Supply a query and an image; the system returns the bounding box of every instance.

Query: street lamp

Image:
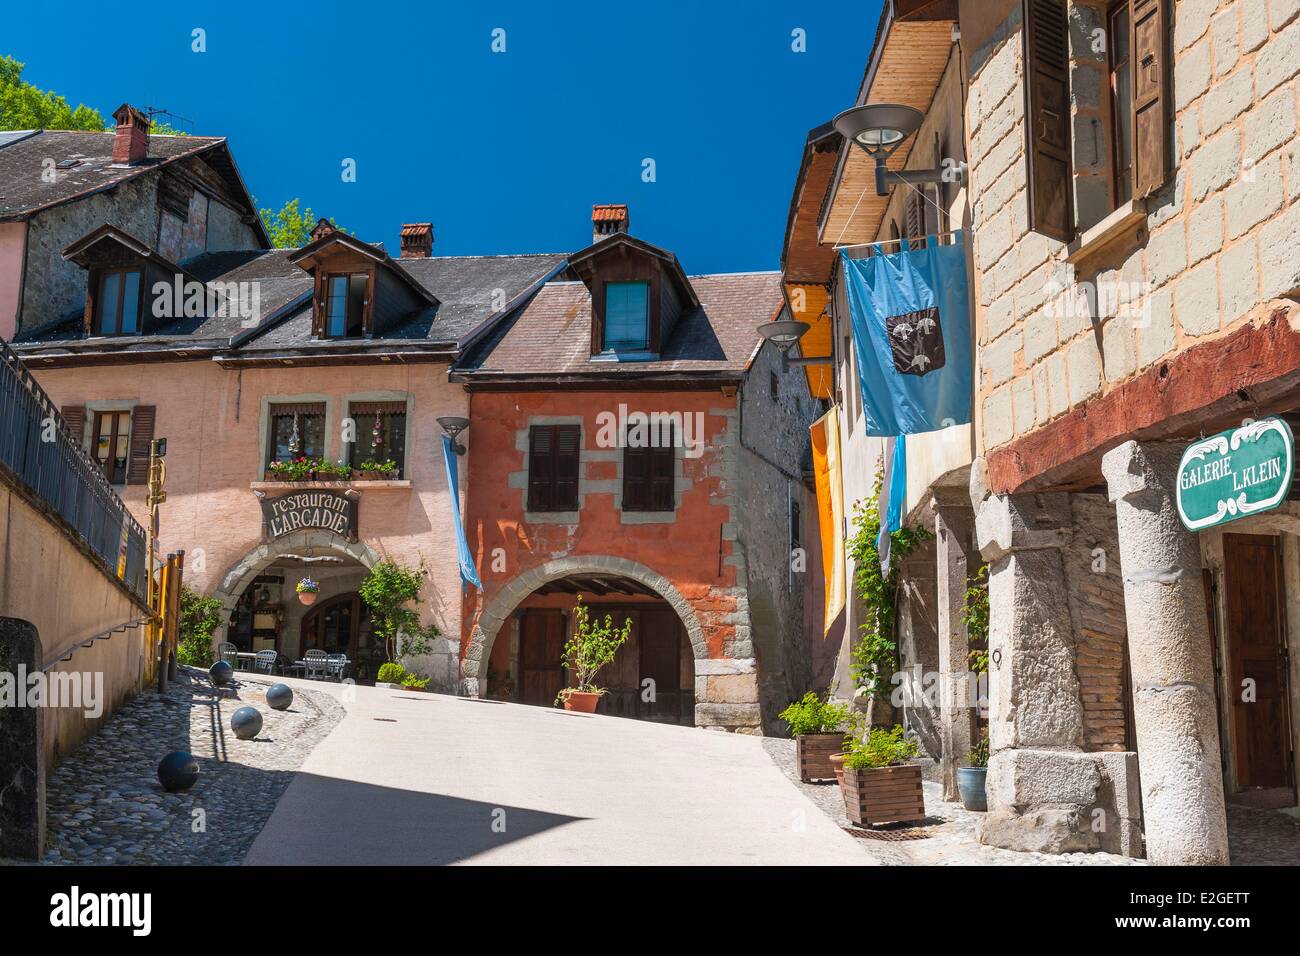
[437,416,471,455]
[832,103,967,196]
[757,320,832,374]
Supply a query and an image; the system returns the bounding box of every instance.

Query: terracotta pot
[298,591,318,606]
[563,691,601,713]
[828,752,848,789]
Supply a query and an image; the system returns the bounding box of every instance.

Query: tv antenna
[141,105,194,133]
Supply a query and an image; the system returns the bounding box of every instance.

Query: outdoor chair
[303,649,329,680]
[255,649,279,674]
[325,653,348,681]
[218,642,238,668]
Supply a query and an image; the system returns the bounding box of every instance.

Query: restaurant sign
[1176,418,1294,531]
[259,490,358,542]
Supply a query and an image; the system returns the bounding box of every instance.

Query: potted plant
[841,725,925,828]
[296,576,320,606]
[353,458,399,481]
[958,732,989,812]
[555,596,632,713]
[778,692,851,783]
[375,661,405,689]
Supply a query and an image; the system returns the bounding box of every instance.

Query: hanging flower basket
[296,577,320,605]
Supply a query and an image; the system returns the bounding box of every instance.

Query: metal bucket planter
[796,733,843,782]
[956,767,987,812]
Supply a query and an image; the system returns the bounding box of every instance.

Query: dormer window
[94,268,143,335]
[324,274,367,338]
[603,281,649,351]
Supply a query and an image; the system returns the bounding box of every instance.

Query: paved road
[242,678,871,866]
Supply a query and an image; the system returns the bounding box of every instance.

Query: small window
[93,410,131,484]
[324,274,367,338]
[95,269,142,335]
[603,281,649,351]
[527,424,580,512]
[267,403,327,467]
[348,402,407,476]
[1109,1,1134,206]
[622,422,675,513]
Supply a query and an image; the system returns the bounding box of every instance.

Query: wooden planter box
[842,763,925,827]
[796,733,843,782]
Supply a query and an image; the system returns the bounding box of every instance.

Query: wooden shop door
[637,607,684,723]
[519,609,565,708]
[1222,533,1295,801]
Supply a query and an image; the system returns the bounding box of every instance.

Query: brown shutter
[60,405,86,445]
[1022,0,1074,242]
[1131,0,1171,197]
[649,441,675,511]
[623,444,648,510]
[554,424,580,510]
[527,426,554,511]
[126,405,155,485]
[904,191,923,240]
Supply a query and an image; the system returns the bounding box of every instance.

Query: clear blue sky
[7,0,882,273]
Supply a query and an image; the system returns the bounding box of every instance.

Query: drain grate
[842,825,932,842]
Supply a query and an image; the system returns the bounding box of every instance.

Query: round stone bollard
[231,706,263,741]
[209,660,234,686]
[266,683,294,711]
[157,751,200,792]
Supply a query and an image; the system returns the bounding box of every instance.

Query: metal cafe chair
[218,642,239,668]
[254,649,279,674]
[303,649,329,680]
[325,653,348,681]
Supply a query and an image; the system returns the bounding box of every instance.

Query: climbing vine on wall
[844,476,931,702]
[962,564,990,673]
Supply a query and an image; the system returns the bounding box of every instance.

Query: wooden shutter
[127,405,155,485]
[60,405,85,445]
[1131,0,1170,198]
[623,444,649,511]
[527,426,554,511]
[904,191,923,240]
[1022,0,1074,242]
[649,442,675,511]
[554,424,580,510]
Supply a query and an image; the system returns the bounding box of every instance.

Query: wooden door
[1222,534,1295,794]
[519,609,565,707]
[637,607,683,723]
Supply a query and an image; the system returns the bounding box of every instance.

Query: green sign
[1176,418,1294,531]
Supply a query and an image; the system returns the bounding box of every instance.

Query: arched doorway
[465,555,707,725]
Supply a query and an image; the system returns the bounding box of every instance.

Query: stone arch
[461,554,707,695]
[209,532,384,642]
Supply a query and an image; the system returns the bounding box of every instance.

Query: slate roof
[457,271,783,379]
[0,129,228,220]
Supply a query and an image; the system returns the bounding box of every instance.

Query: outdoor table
[235,652,258,671]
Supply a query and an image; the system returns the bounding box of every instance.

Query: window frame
[266,402,328,468]
[527,423,581,513]
[601,280,651,352]
[322,272,368,339]
[92,409,132,484]
[93,267,144,336]
[347,401,409,477]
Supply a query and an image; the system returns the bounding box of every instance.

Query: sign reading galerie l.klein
[1176,418,1295,531]
[259,490,359,542]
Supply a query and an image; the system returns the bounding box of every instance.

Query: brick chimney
[400,223,433,258]
[111,104,150,165]
[592,204,629,244]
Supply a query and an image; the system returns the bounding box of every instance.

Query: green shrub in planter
[376,662,406,685]
[777,691,852,737]
[401,672,431,690]
[843,724,920,770]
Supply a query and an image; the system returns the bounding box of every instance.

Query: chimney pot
[591,204,629,244]
[111,103,150,166]
[400,222,433,258]
[309,218,338,241]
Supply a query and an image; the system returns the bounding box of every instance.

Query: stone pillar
[897,537,942,768]
[934,493,977,801]
[1101,440,1229,865]
[971,465,1101,853]
[0,618,45,860]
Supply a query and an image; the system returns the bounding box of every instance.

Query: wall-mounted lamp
[757,320,834,374]
[437,416,471,455]
[833,103,967,197]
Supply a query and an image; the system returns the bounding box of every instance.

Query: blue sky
[7,1,881,273]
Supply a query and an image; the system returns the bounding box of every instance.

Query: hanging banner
[443,435,482,591]
[840,233,972,436]
[877,436,907,577]
[1176,418,1294,531]
[810,406,846,634]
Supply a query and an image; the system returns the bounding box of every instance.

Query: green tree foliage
[177,586,224,667]
[0,55,105,131]
[358,559,439,662]
[844,477,931,702]
[777,691,851,737]
[962,564,990,673]
[258,198,342,249]
[842,724,920,770]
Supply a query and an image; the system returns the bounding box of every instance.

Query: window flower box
[351,459,400,481]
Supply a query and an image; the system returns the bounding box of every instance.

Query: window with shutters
[267,403,327,467]
[93,410,131,484]
[622,422,675,513]
[527,424,581,512]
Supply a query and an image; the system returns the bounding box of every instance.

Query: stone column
[971,465,1101,853]
[1101,440,1229,865]
[934,492,977,801]
[0,618,45,860]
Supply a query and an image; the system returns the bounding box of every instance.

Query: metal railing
[0,337,148,602]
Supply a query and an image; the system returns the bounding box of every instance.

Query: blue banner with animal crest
[841,232,972,436]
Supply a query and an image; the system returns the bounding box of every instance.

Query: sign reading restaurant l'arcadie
[1176,417,1295,531]
[259,490,359,542]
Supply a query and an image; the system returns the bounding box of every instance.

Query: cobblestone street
[34,668,342,866]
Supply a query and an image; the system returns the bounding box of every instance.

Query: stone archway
[461,554,707,697]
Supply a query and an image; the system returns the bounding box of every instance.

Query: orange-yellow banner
[810,406,846,634]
